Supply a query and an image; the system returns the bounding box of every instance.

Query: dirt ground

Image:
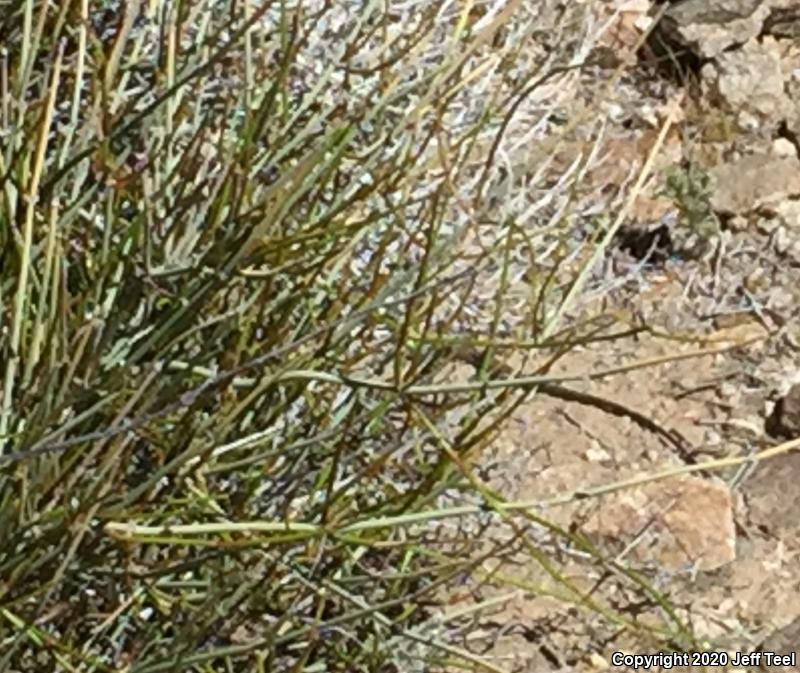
[455,305,800,672]
[434,1,800,671]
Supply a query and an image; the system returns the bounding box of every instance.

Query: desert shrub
[0,2,691,671]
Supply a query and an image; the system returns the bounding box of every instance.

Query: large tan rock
[584,476,736,572]
[709,154,800,215]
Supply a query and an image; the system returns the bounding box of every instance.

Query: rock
[786,71,800,140]
[773,225,792,254]
[585,446,612,463]
[658,0,800,59]
[774,200,800,227]
[756,616,800,670]
[745,386,800,539]
[771,202,800,262]
[659,0,770,59]
[774,227,800,266]
[587,652,610,670]
[763,2,800,39]
[728,214,751,231]
[701,39,793,124]
[766,383,800,437]
[772,137,797,158]
[584,476,736,572]
[709,154,800,215]
[741,449,800,537]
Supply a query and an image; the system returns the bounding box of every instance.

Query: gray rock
[701,39,793,124]
[660,0,770,58]
[766,383,800,437]
[658,0,800,58]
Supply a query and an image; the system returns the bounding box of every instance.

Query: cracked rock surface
[659,0,800,58]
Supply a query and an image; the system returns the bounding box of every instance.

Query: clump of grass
[0,1,699,671]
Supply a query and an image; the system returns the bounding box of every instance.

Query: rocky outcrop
[657,0,800,58]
